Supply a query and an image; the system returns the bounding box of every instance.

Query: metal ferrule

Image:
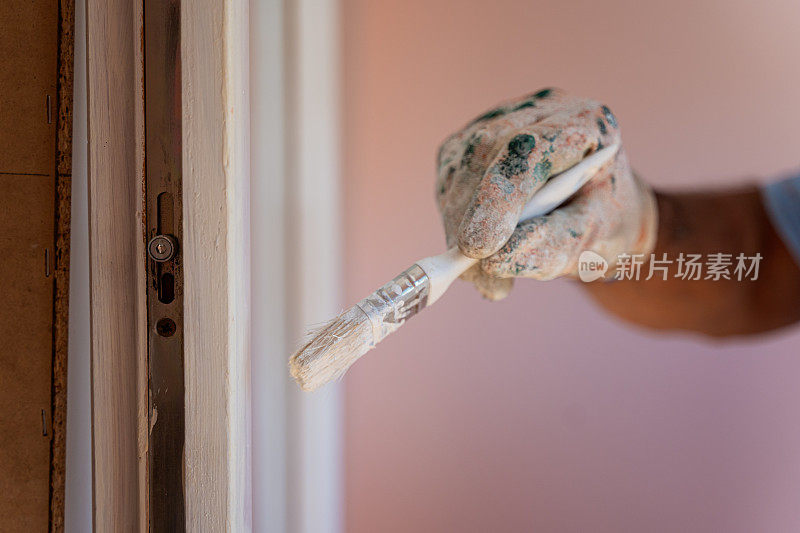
[357,264,430,344]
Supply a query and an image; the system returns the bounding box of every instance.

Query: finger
[480,206,593,280]
[437,125,500,247]
[479,162,617,280]
[457,100,621,258]
[460,263,515,301]
[437,87,572,205]
[438,119,532,247]
[437,90,605,250]
[463,87,571,129]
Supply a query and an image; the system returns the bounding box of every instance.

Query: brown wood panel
[0,0,61,530]
[0,1,58,176]
[0,174,54,531]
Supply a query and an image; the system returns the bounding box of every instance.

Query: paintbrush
[290,143,620,391]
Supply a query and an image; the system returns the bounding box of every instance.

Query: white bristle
[289,305,375,391]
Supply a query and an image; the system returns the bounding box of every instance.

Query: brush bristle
[289,305,374,391]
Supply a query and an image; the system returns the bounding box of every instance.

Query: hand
[435,89,658,300]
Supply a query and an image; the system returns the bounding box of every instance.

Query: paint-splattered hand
[436,89,657,300]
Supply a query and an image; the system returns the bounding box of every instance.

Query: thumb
[460,263,514,301]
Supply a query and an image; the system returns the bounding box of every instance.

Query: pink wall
[342,1,800,531]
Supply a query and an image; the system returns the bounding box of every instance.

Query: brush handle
[417,143,620,304]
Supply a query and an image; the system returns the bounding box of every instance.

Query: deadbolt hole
[157,192,175,234]
[159,272,175,304]
[155,317,177,337]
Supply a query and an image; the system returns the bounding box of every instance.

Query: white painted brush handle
[417,143,620,305]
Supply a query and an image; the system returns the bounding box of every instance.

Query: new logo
[577,250,608,282]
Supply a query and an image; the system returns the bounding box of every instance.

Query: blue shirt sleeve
[762,174,800,268]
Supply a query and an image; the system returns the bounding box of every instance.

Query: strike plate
[144,0,185,530]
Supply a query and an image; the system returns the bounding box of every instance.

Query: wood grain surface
[86,0,148,529]
[182,0,252,529]
[0,0,59,530]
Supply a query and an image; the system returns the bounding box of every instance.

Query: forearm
[583,186,800,336]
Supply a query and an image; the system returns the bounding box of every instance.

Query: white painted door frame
[251,0,343,532]
[182,0,252,530]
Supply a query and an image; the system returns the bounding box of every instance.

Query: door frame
[86,0,148,529]
[86,0,342,529]
[86,0,253,528]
